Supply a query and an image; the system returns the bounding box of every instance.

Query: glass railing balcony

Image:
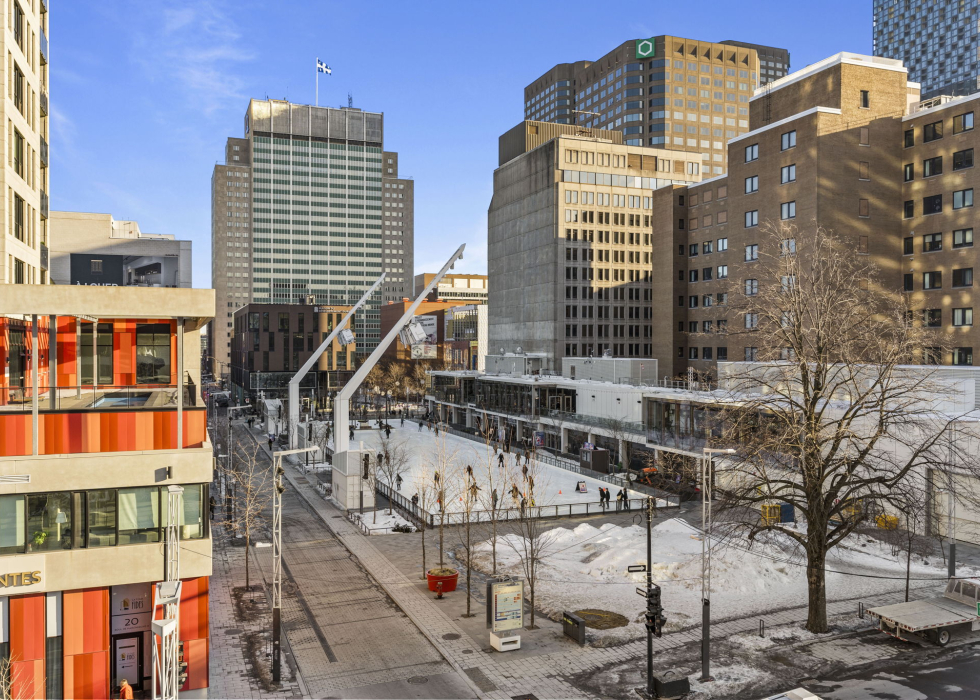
[40,89,47,116]
[0,385,187,412]
[40,190,49,219]
[40,31,47,64]
[39,136,48,167]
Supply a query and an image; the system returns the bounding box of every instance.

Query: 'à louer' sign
[636,37,656,59]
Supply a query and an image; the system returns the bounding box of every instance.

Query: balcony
[39,242,47,270]
[39,31,47,65]
[40,190,48,219]
[39,89,47,117]
[39,136,48,167]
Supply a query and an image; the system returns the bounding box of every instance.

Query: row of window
[916,308,974,327]
[904,190,974,217]
[686,238,729,256]
[684,347,728,361]
[904,112,974,147]
[905,268,975,290]
[905,149,974,180]
[0,485,209,556]
[904,228,974,253]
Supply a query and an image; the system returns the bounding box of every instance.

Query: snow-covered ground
[471,518,980,645]
[354,425,649,520]
[351,510,417,534]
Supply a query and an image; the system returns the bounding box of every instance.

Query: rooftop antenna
[348,92,353,108]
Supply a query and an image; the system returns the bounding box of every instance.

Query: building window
[858,199,870,217]
[780,130,796,151]
[923,271,942,289]
[717,238,728,251]
[924,309,942,327]
[903,163,914,181]
[745,244,759,261]
[745,175,758,194]
[136,323,172,384]
[953,228,974,248]
[717,265,728,279]
[689,347,699,360]
[953,149,974,171]
[954,347,974,366]
[745,210,759,228]
[903,273,913,291]
[780,201,796,220]
[745,278,759,296]
[860,90,870,108]
[689,296,698,308]
[923,156,942,177]
[903,236,914,254]
[781,164,796,183]
[953,308,973,327]
[745,144,758,162]
[117,487,161,545]
[953,268,974,288]
[90,259,103,274]
[904,128,914,147]
[924,120,943,142]
[953,112,975,134]
[744,347,758,361]
[744,313,758,329]
[717,347,728,361]
[13,128,24,178]
[953,189,974,210]
[923,195,942,215]
[904,200,914,218]
[859,127,870,145]
[923,233,942,252]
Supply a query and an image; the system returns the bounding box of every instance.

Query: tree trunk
[491,517,498,575]
[465,514,472,617]
[421,528,427,580]
[805,543,828,633]
[905,541,912,602]
[439,513,445,567]
[245,530,251,590]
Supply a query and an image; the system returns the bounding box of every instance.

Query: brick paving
[208,522,305,699]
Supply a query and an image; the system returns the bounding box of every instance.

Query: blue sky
[52,1,872,288]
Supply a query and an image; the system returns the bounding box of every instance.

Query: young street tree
[505,459,558,630]
[717,223,980,633]
[425,433,461,568]
[377,434,411,515]
[225,440,272,591]
[476,410,506,574]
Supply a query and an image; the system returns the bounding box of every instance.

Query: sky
[51,1,873,289]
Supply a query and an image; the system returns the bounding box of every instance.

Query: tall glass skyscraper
[874,0,980,98]
[210,100,414,375]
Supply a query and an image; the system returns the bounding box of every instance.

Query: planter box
[426,568,459,592]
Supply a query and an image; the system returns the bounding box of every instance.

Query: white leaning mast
[152,485,184,700]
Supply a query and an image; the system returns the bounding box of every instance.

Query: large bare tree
[716,223,980,632]
[377,433,411,515]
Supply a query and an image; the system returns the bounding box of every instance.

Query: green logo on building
[636,37,656,59]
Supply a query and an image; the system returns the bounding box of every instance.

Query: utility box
[562,611,586,646]
[653,670,690,698]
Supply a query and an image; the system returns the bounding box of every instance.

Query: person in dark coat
[209,495,216,520]
[396,474,403,490]
[498,452,505,468]
[616,488,624,512]
[385,426,391,439]
[623,487,630,511]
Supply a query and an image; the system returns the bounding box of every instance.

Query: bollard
[436,581,444,599]
[858,602,864,619]
[759,619,765,638]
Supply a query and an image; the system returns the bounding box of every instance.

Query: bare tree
[476,410,506,574]
[311,420,331,460]
[415,465,437,580]
[411,363,429,406]
[377,434,411,515]
[424,432,461,568]
[223,441,272,591]
[0,654,10,700]
[878,480,935,602]
[716,223,980,632]
[457,463,482,617]
[386,362,408,405]
[504,459,558,629]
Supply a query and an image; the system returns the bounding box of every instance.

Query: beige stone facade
[0,0,49,284]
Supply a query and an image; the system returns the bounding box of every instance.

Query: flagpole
[316,59,319,107]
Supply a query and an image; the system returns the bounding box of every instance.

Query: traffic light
[647,585,662,610]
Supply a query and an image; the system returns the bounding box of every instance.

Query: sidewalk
[208,521,306,699]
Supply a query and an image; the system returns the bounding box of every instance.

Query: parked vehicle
[867,577,980,646]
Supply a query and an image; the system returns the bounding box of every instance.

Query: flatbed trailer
[867,577,980,646]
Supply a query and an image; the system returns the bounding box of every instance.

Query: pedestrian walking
[492,488,499,510]
[268,436,274,451]
[418,420,423,432]
[497,453,505,468]
[623,487,630,511]
[209,495,216,520]
[616,489,624,512]
[434,423,439,436]
[400,416,405,427]
[411,493,419,507]
[349,427,355,440]
[118,678,134,700]
[528,475,535,494]
[396,474,403,490]
[377,451,383,467]
[522,464,528,481]
[385,426,391,439]
[520,497,527,516]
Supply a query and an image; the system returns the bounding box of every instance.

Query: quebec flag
[317,59,332,75]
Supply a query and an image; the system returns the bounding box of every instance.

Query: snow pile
[351,510,417,534]
[472,518,979,644]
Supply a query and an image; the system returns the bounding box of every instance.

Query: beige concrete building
[488,121,702,368]
[523,36,779,177]
[413,272,488,303]
[49,211,192,288]
[0,0,49,285]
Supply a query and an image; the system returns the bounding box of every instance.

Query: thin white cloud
[130,1,254,117]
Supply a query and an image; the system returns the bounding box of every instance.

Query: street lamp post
[271,446,319,684]
[700,447,735,683]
